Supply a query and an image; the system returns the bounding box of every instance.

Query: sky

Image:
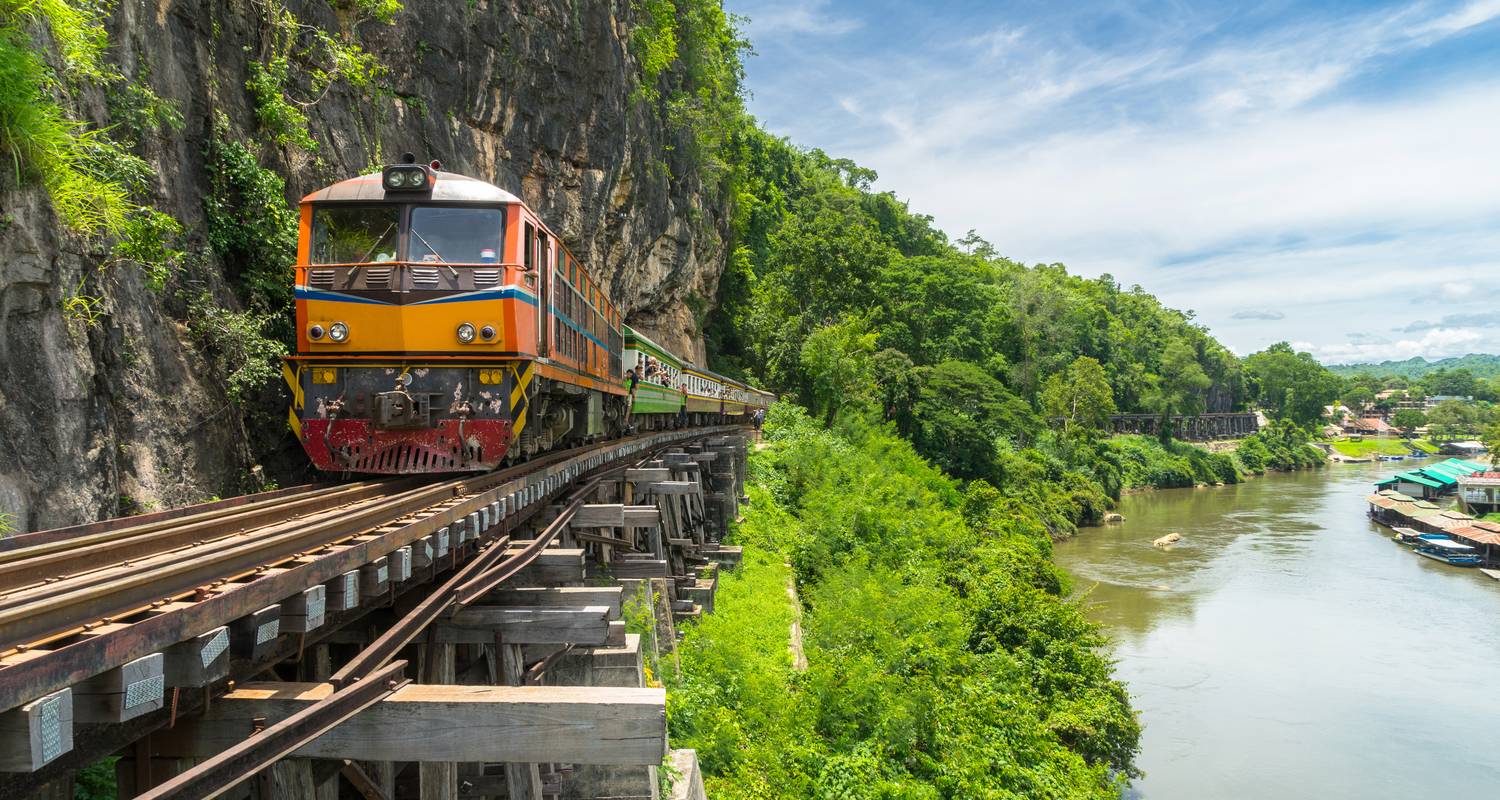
[724,0,1500,365]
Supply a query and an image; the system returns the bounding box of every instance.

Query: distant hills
[1327,353,1500,379]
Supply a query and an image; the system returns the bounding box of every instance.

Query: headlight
[382,164,430,192]
[457,322,477,343]
[328,322,349,342]
[480,325,496,341]
[308,324,325,340]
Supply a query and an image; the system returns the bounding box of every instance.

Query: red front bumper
[300,419,513,473]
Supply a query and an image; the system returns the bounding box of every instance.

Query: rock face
[0,0,728,531]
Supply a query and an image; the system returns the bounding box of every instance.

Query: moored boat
[1413,539,1482,566]
[1393,527,1446,545]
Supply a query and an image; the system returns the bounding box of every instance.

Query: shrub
[668,402,1139,798]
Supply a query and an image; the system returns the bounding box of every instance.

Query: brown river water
[1054,459,1500,799]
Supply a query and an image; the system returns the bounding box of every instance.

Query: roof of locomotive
[301,170,522,205]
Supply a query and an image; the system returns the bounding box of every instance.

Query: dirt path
[785,566,807,671]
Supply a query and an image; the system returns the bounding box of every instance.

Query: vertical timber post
[419,642,457,799]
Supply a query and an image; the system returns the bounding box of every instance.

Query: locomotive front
[283,159,539,473]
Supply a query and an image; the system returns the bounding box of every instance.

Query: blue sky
[724,0,1500,364]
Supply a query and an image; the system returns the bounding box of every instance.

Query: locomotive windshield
[311,205,399,264]
[410,206,503,263]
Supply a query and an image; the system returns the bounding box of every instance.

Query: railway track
[0,430,690,659]
[0,426,745,797]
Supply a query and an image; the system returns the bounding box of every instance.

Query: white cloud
[743,1,860,37]
[1413,0,1500,37]
[1302,328,1487,365]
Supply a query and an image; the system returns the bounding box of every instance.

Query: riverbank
[1056,462,1500,799]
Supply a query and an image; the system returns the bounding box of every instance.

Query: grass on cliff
[666,403,1139,798]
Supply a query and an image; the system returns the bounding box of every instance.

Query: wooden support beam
[231,604,282,661]
[440,607,612,646]
[412,535,438,569]
[502,546,584,566]
[668,749,708,800]
[327,570,360,612]
[571,530,640,553]
[622,506,661,527]
[610,560,669,579]
[341,759,391,800]
[507,548,586,586]
[572,504,624,527]
[420,643,457,800]
[391,545,413,583]
[74,653,163,723]
[510,563,584,587]
[624,468,670,484]
[648,482,699,496]
[0,688,71,771]
[484,587,623,619]
[155,684,666,765]
[281,585,327,634]
[360,557,391,600]
[163,626,229,688]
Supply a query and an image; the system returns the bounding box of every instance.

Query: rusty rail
[134,660,411,800]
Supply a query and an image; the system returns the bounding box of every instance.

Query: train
[280,155,773,474]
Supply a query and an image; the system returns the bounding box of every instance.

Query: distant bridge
[1110,412,1260,441]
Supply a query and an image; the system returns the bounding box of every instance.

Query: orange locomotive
[282,157,771,474]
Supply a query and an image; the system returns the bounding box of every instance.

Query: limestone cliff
[0,0,729,530]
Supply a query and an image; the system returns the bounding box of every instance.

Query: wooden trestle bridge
[0,427,751,800]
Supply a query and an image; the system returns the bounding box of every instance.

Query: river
[1054,459,1500,799]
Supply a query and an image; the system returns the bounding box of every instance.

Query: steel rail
[0,480,475,650]
[0,479,429,593]
[134,660,411,800]
[0,481,339,554]
[0,479,449,610]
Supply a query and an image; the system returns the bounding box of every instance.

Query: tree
[1244,342,1340,426]
[1341,386,1374,415]
[1483,420,1500,467]
[1041,356,1116,437]
[1426,399,1476,443]
[799,319,877,425]
[910,360,1038,481]
[1423,368,1478,398]
[1145,341,1211,442]
[1392,409,1427,439]
[871,348,918,428]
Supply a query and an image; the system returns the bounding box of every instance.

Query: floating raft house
[1374,458,1489,499]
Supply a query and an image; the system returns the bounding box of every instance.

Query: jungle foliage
[668,404,1140,798]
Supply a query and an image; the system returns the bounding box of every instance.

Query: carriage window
[311,205,399,264]
[409,207,503,263]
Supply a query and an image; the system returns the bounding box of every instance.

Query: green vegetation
[627,0,747,178]
[1243,343,1341,427]
[1392,408,1427,438]
[1108,436,1237,489]
[1233,421,1327,472]
[203,115,298,335]
[1329,354,1500,381]
[669,404,1139,798]
[1327,438,1419,458]
[184,292,288,405]
[245,0,394,152]
[0,1,184,289]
